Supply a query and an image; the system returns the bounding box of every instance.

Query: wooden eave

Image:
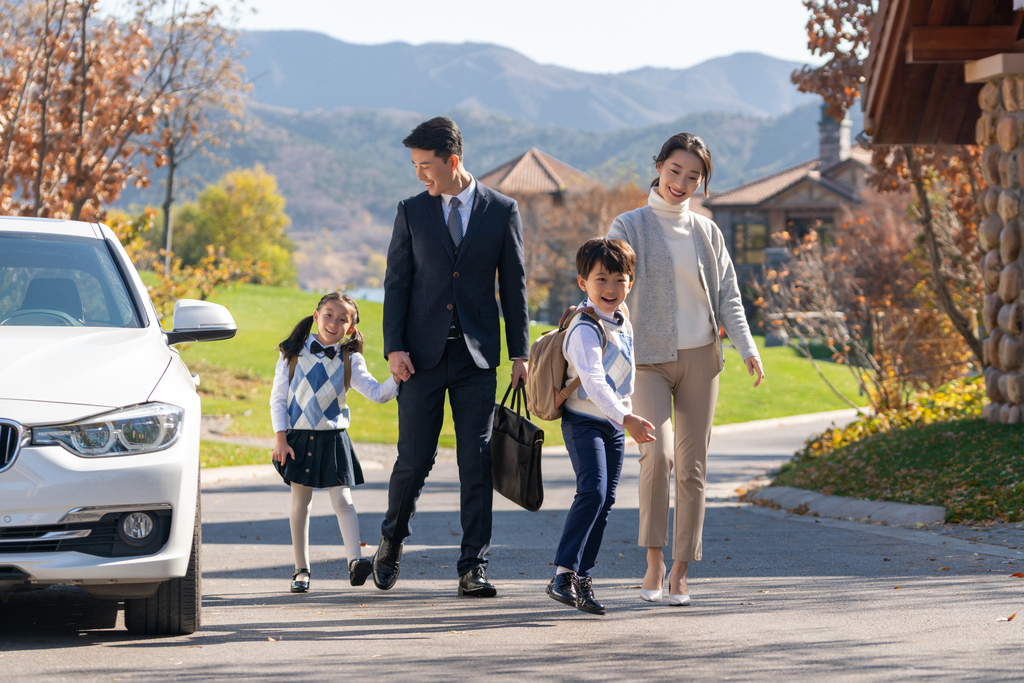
[863,0,1020,145]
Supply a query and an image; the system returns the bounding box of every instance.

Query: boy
[547,238,656,615]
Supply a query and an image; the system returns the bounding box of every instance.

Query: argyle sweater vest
[562,310,635,422]
[287,344,350,430]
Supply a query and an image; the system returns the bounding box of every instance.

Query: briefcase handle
[499,379,531,421]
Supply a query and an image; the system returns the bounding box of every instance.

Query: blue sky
[237,0,819,73]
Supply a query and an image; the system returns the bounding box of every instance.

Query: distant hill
[238,31,820,131]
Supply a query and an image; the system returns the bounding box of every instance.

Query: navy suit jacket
[382,182,530,371]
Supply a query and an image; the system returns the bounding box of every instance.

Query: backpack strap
[559,306,610,400]
[343,348,351,393]
[287,355,298,383]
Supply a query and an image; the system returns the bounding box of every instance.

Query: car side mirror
[165,300,237,345]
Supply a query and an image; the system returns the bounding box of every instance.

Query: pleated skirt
[274,429,364,488]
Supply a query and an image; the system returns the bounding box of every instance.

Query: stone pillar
[979,76,1024,423]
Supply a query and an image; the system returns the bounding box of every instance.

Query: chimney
[818,103,851,169]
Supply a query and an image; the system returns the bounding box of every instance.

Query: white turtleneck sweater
[647,187,717,350]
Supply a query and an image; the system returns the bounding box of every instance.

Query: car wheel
[124,495,201,635]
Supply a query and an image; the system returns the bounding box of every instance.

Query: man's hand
[511,359,528,388]
[272,432,295,465]
[744,356,764,388]
[388,351,415,382]
[623,414,656,444]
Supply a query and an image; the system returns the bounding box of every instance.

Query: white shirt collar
[308,333,340,350]
[442,175,476,210]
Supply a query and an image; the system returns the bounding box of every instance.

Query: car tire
[124,495,201,635]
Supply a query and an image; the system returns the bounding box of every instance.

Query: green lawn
[184,283,867,450]
[775,418,1024,523]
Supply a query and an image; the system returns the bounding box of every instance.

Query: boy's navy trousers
[553,408,625,576]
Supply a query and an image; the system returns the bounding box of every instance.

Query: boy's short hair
[576,238,636,279]
[402,117,463,161]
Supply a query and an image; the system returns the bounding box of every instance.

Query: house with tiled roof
[704,104,872,284]
[478,148,601,198]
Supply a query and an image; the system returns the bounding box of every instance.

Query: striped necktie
[447,197,463,247]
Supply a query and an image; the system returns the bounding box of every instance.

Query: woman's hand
[272,432,295,465]
[623,414,657,444]
[744,356,764,388]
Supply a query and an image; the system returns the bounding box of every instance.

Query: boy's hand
[623,414,656,444]
[272,432,295,464]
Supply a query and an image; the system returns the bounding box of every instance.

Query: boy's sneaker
[576,576,605,615]
[546,572,578,608]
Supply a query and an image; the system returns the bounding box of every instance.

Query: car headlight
[32,403,184,457]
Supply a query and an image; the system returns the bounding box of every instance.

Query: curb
[750,485,946,527]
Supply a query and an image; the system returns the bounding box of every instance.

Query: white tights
[290,484,362,572]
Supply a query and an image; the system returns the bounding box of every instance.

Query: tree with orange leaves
[790,0,985,364]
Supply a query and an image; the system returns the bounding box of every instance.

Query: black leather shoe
[290,568,310,593]
[349,558,373,586]
[546,572,577,608]
[458,566,497,597]
[372,537,402,590]
[576,575,605,615]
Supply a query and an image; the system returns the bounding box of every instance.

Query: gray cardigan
[607,205,759,371]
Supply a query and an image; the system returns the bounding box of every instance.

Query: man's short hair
[402,117,464,161]
[576,238,636,279]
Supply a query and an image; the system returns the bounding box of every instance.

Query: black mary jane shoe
[290,568,310,593]
[575,575,605,615]
[546,572,578,608]
[458,566,497,597]
[349,558,373,587]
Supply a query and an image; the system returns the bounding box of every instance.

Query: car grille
[0,420,22,471]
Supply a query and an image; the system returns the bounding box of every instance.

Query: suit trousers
[553,409,625,577]
[632,342,720,562]
[381,336,497,577]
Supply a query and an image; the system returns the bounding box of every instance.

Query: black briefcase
[490,381,544,512]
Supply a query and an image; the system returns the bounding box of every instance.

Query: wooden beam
[906,25,1023,63]
[966,52,1024,82]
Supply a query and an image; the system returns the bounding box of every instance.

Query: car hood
[0,327,171,415]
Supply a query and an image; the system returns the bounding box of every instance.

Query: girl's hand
[744,356,764,388]
[392,373,403,385]
[623,414,656,444]
[272,432,295,465]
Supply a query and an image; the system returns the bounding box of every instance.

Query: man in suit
[375,117,530,597]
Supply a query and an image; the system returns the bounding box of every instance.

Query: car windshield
[0,232,141,328]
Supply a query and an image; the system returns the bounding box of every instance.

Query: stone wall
[979,76,1024,423]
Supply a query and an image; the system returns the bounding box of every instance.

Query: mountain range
[238,31,820,131]
[119,32,860,289]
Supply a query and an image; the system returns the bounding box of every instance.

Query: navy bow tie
[310,340,337,360]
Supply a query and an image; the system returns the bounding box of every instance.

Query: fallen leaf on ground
[1010,573,1024,578]
[935,567,950,572]
[893,587,902,590]
[266,637,280,642]
[997,612,1017,622]
[757,590,769,593]
[618,553,624,558]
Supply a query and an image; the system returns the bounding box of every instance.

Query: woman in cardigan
[607,133,763,606]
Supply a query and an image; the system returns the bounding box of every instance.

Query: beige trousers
[633,342,719,562]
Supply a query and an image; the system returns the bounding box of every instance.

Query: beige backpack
[525,306,607,421]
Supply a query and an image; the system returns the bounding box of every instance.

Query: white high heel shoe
[667,593,691,606]
[639,588,662,602]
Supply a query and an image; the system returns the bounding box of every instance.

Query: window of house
[734,223,767,264]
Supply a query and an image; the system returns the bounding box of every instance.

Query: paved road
[3,409,1024,681]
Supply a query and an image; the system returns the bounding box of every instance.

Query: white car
[0,216,236,635]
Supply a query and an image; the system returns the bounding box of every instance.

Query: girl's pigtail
[341,329,364,355]
[279,315,315,360]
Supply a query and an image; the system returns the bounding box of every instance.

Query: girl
[269,292,399,593]
[607,133,763,607]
